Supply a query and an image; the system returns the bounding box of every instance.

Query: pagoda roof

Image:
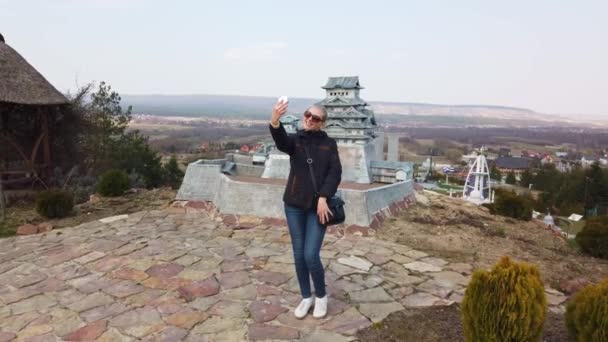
[322,76,364,90]
[317,96,367,107]
[329,107,369,119]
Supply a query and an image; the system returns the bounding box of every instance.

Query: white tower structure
[463,149,492,205]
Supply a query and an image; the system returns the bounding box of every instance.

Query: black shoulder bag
[303,145,345,226]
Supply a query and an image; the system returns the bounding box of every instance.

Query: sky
[1,0,607,118]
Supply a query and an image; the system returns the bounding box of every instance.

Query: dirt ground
[0,187,176,237]
[377,191,608,289]
[357,304,570,342]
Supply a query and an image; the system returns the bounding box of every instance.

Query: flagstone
[358,301,404,323]
[248,300,288,323]
[96,327,135,342]
[321,307,371,335]
[403,249,428,260]
[16,324,53,340]
[217,271,251,289]
[0,332,16,342]
[67,292,114,313]
[80,303,130,322]
[177,277,220,301]
[164,309,207,329]
[420,257,449,267]
[337,255,373,272]
[248,323,299,340]
[431,271,470,287]
[10,294,57,315]
[402,292,444,307]
[146,263,184,278]
[403,261,442,273]
[208,300,249,319]
[191,316,242,334]
[141,326,189,342]
[349,287,394,303]
[220,284,257,301]
[62,320,107,341]
[109,307,165,338]
[301,328,352,342]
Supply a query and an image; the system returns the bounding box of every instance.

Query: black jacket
[269,123,342,209]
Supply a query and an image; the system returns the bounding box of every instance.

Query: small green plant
[461,256,547,342]
[163,156,185,189]
[565,278,608,341]
[487,189,534,221]
[97,170,130,197]
[36,189,74,219]
[576,216,608,259]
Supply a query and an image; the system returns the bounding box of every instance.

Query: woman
[269,99,342,319]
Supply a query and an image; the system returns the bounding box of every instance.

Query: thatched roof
[0,34,68,105]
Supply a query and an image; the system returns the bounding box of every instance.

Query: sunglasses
[304,111,324,123]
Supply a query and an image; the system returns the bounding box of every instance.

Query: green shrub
[97,170,130,197]
[36,189,74,218]
[576,216,608,259]
[490,189,534,221]
[565,278,608,342]
[163,156,184,189]
[461,256,547,342]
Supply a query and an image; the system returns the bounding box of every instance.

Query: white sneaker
[313,295,328,319]
[294,297,314,319]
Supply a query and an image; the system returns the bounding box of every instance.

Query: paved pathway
[0,209,562,341]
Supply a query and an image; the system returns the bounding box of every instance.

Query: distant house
[581,155,598,167]
[498,148,511,158]
[240,145,250,153]
[555,151,568,158]
[493,157,532,176]
[600,157,608,166]
[540,155,554,165]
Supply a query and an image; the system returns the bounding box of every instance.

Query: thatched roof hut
[0,35,68,106]
[1,33,69,187]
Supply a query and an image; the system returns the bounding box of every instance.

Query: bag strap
[302,144,320,197]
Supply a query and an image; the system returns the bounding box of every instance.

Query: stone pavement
[0,209,566,341]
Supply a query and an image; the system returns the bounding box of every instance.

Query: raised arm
[269,99,295,155]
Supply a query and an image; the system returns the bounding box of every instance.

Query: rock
[402,292,449,307]
[349,287,394,303]
[403,261,442,273]
[415,279,455,298]
[337,255,373,272]
[253,271,291,286]
[431,271,470,287]
[415,192,430,206]
[447,263,473,275]
[559,277,592,295]
[191,316,242,334]
[145,263,185,278]
[74,251,106,265]
[177,277,220,301]
[404,250,428,260]
[217,271,251,289]
[17,223,38,235]
[67,292,114,313]
[321,307,371,335]
[545,292,568,306]
[248,301,288,323]
[248,323,299,340]
[63,320,108,341]
[0,332,16,342]
[358,301,404,323]
[37,222,54,233]
[208,300,248,319]
[300,328,351,342]
[89,194,101,204]
[99,214,128,223]
[165,310,207,329]
[419,257,448,267]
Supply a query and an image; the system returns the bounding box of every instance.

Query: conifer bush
[97,170,130,197]
[36,189,74,218]
[461,256,547,342]
[565,278,608,342]
[576,216,608,259]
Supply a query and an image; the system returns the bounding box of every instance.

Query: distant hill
[121,94,600,127]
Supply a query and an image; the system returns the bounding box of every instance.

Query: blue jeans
[284,204,327,298]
